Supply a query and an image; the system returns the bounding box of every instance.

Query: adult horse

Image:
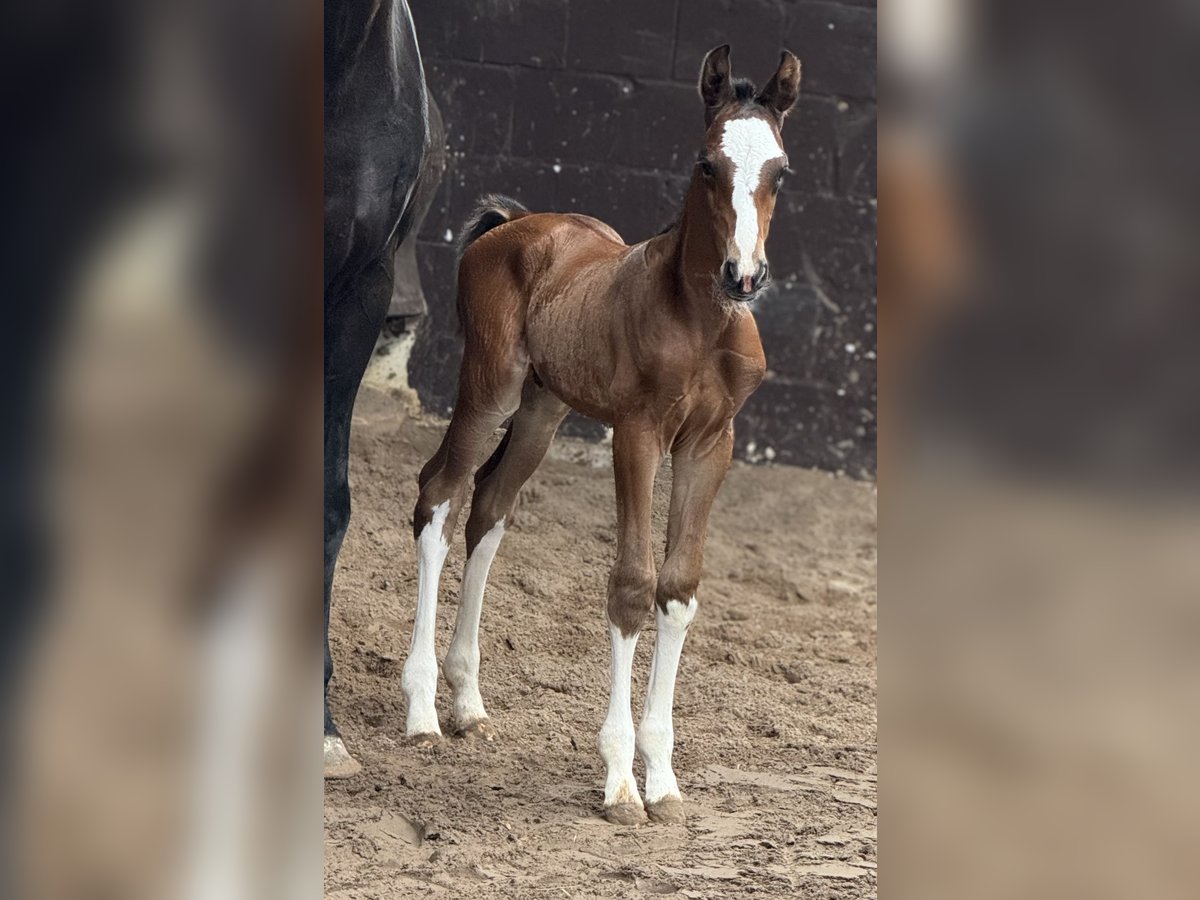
[324,0,433,777]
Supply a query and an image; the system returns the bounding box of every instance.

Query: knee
[656,554,701,607]
[607,563,656,636]
[412,474,464,541]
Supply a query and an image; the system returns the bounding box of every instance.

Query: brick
[424,61,516,157]
[511,69,702,170]
[552,165,684,242]
[736,378,875,476]
[770,192,872,265]
[410,0,568,68]
[781,97,836,195]
[672,0,789,83]
[749,279,824,386]
[417,154,557,244]
[802,295,876,399]
[782,2,875,99]
[408,242,462,415]
[568,0,679,78]
[834,99,876,196]
[769,193,876,380]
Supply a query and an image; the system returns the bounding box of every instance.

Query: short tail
[457,194,531,258]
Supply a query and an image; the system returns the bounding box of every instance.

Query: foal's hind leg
[444,377,568,738]
[403,353,526,743]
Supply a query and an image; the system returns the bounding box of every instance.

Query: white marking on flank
[444,518,505,729]
[638,597,698,803]
[599,625,643,810]
[719,118,785,278]
[402,500,451,737]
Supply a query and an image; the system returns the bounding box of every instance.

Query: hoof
[323,736,362,779]
[407,731,442,748]
[646,795,686,824]
[603,802,647,826]
[455,718,496,741]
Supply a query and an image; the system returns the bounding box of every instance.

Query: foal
[403,45,801,824]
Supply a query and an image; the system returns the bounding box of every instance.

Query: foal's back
[458,211,629,319]
[458,210,661,419]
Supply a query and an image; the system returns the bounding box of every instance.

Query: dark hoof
[323,736,363,779]
[407,731,442,748]
[603,802,648,826]
[455,718,497,741]
[646,795,686,824]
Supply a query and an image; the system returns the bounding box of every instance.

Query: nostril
[753,262,770,288]
[722,260,738,284]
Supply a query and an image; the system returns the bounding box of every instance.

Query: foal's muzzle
[721,260,770,300]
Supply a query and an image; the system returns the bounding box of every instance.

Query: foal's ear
[698,44,734,126]
[757,51,802,123]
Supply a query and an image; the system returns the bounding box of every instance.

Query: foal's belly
[522,258,629,425]
[524,318,622,425]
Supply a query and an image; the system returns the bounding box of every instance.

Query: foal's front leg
[638,428,732,823]
[599,422,663,825]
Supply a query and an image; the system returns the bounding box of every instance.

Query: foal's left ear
[757,51,802,123]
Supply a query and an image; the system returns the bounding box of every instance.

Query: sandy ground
[324,386,877,899]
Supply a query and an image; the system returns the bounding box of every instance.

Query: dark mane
[731,78,757,102]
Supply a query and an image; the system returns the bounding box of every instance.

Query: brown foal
[402,45,801,824]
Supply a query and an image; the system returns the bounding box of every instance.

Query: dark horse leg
[323,259,394,777]
[324,0,432,778]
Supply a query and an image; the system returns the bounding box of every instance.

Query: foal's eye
[774,168,791,192]
[698,158,716,179]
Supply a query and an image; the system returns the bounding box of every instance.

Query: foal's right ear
[698,44,734,126]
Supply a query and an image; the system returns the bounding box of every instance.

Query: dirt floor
[324,386,877,899]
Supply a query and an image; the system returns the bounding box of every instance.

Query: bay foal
[403,46,801,824]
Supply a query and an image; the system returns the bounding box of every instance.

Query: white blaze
[719,118,785,278]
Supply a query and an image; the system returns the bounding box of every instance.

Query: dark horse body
[324,0,432,775]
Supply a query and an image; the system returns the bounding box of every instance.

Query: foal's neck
[651,178,737,331]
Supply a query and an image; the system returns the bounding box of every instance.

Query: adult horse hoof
[456,719,496,741]
[407,732,442,748]
[323,736,363,779]
[646,795,686,825]
[603,802,648,826]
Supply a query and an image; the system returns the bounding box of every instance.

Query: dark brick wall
[407,0,876,477]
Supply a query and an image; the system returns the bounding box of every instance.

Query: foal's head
[694,45,801,303]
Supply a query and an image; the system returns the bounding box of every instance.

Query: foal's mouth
[716,262,771,304]
[712,274,767,307]
[722,278,769,303]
